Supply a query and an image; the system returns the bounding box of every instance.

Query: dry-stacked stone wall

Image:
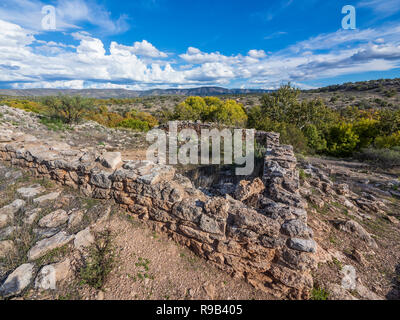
[0,128,316,299]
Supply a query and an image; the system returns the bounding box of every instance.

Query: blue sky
[0,0,399,90]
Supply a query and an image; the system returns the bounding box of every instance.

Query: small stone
[0,199,25,228]
[337,220,378,248]
[68,210,84,229]
[28,231,74,261]
[387,215,399,225]
[24,208,42,225]
[74,228,95,250]
[33,192,61,204]
[100,152,122,170]
[97,291,105,300]
[0,240,16,258]
[0,263,35,298]
[16,184,45,199]
[38,209,69,228]
[34,258,71,290]
[287,238,316,253]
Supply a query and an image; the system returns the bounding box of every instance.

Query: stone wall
[0,129,316,299]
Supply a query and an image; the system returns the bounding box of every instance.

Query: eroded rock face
[0,128,315,299]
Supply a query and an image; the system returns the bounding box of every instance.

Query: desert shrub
[326,123,359,157]
[130,111,158,128]
[353,118,379,149]
[117,118,150,132]
[356,147,400,167]
[302,124,327,153]
[374,131,400,149]
[173,96,208,121]
[275,122,309,154]
[78,230,116,290]
[42,95,95,124]
[39,117,70,132]
[3,99,44,113]
[87,106,124,127]
[212,99,247,126]
[311,287,329,300]
[172,96,247,126]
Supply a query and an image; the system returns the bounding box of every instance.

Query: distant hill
[0,87,271,98]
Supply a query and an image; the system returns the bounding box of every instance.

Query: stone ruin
[0,127,316,299]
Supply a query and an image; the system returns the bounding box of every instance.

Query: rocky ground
[0,104,400,300]
[0,105,149,160]
[0,162,272,300]
[298,157,400,299]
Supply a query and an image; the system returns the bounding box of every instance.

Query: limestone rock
[16,184,45,199]
[68,210,84,229]
[28,231,74,261]
[33,192,61,204]
[100,152,122,170]
[24,208,42,225]
[0,240,16,258]
[287,238,317,253]
[34,258,71,290]
[74,227,94,250]
[38,209,69,228]
[0,199,25,228]
[0,263,35,298]
[234,178,265,201]
[281,219,313,238]
[337,220,377,248]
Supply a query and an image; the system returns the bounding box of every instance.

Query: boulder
[38,209,69,228]
[100,152,122,170]
[33,192,61,204]
[287,238,317,253]
[0,263,35,298]
[28,231,74,261]
[16,184,45,199]
[34,258,71,290]
[281,219,313,238]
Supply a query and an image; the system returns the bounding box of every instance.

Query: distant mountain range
[0,87,271,98]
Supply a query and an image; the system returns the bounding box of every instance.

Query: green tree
[302,124,327,153]
[42,95,94,124]
[213,99,247,126]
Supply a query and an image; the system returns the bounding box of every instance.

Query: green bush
[356,147,400,167]
[311,287,329,300]
[353,118,379,149]
[374,131,400,149]
[117,118,150,132]
[78,230,115,290]
[42,95,95,124]
[302,124,327,153]
[172,96,247,126]
[326,123,359,157]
